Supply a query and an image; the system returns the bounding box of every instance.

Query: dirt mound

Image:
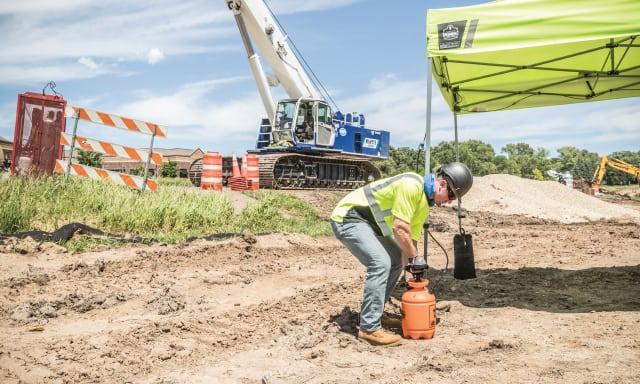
[459,174,640,223]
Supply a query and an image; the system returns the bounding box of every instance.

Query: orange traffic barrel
[245,153,260,190]
[241,154,248,178]
[228,176,248,191]
[201,152,223,191]
[228,154,248,191]
[401,278,436,340]
[231,153,241,178]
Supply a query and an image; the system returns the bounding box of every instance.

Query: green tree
[555,146,600,180]
[604,151,640,185]
[76,149,102,168]
[501,142,550,179]
[430,141,455,172]
[378,146,425,177]
[160,161,178,178]
[459,140,497,176]
[494,155,521,175]
[532,168,545,181]
[131,165,147,176]
[432,140,497,176]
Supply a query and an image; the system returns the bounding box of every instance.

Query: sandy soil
[1,199,639,383]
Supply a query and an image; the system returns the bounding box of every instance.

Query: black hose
[427,230,449,292]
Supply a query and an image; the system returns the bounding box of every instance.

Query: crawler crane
[221,0,390,189]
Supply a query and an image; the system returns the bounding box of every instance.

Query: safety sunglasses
[445,178,458,200]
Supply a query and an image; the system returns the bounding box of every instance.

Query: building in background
[101,148,204,177]
[0,136,12,170]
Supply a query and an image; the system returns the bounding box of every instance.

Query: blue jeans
[331,220,403,332]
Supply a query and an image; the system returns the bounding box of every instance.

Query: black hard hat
[437,162,473,199]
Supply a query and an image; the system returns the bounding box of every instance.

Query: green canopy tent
[423,0,639,219]
[427,0,639,115]
[421,0,639,260]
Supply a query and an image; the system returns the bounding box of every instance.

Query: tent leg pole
[454,112,459,162]
[453,111,463,233]
[425,57,433,174]
[423,56,434,269]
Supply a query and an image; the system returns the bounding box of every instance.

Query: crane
[591,155,640,193]
[222,0,390,189]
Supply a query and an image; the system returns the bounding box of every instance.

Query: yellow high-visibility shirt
[330,172,429,240]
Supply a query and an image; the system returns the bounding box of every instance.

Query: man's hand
[392,217,417,264]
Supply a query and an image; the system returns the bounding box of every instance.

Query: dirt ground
[1,194,639,383]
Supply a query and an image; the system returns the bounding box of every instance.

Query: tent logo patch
[442,25,459,40]
[438,20,467,49]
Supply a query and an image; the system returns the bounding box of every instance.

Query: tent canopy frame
[433,35,639,113]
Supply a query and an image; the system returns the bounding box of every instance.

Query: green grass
[64,236,135,254]
[0,175,331,250]
[600,184,640,202]
[158,177,194,187]
[601,184,640,192]
[242,190,332,236]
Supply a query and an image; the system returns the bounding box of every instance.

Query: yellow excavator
[591,156,640,193]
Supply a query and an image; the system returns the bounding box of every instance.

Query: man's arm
[392,217,418,266]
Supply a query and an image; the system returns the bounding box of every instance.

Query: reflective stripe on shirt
[363,173,423,237]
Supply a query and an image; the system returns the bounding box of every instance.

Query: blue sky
[0,0,638,156]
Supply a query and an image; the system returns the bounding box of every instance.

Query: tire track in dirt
[2,210,640,383]
[0,235,361,383]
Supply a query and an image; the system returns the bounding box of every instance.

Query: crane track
[188,153,381,190]
[258,153,381,190]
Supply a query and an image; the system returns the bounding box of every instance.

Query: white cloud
[0,103,14,141]
[114,76,261,142]
[339,73,640,155]
[0,1,234,83]
[0,63,113,85]
[146,48,165,65]
[0,0,95,15]
[78,57,99,70]
[43,76,262,152]
[268,0,363,14]
[0,0,361,84]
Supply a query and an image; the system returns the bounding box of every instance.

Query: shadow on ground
[392,265,640,313]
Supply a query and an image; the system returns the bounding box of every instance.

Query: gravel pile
[458,174,640,223]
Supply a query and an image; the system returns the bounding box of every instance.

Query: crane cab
[271,99,335,148]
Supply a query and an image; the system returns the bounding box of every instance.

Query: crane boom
[208,0,391,190]
[225,0,322,125]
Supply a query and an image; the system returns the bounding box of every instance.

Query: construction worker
[330,162,473,345]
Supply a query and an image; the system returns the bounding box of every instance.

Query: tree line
[378,140,640,185]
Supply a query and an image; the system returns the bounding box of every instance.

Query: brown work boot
[358,328,402,346]
[381,313,402,328]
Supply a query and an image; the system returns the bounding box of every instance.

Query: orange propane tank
[401,278,436,340]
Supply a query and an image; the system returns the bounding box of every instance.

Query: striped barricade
[60,133,163,165]
[65,106,167,137]
[61,104,167,192]
[54,160,158,191]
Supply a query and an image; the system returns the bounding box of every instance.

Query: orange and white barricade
[57,104,166,192]
[245,153,260,190]
[64,106,167,137]
[60,133,163,166]
[54,160,157,191]
[201,152,223,191]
